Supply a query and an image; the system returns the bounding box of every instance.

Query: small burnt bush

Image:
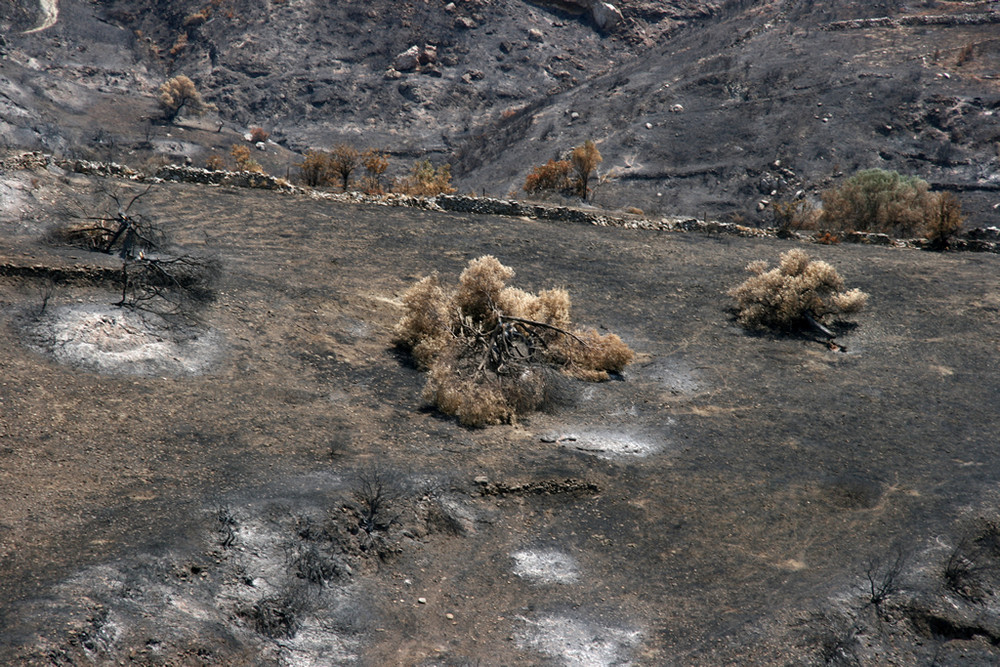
[729,249,867,336]
[943,521,1000,603]
[395,255,634,426]
[241,593,305,639]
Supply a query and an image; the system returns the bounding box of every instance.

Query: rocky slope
[1,0,999,222]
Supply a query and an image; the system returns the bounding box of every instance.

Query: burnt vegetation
[52,185,219,320]
[395,255,633,426]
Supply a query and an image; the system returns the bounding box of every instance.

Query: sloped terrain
[2,1,998,225]
[0,166,999,664]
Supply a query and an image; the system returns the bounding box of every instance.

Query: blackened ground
[0,170,999,664]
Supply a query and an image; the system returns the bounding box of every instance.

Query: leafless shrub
[865,545,908,614]
[240,592,305,639]
[729,249,867,338]
[353,467,403,536]
[53,186,219,320]
[396,255,633,426]
[291,544,346,587]
[943,521,1000,603]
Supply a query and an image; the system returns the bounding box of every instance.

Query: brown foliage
[820,169,963,245]
[158,75,207,121]
[729,249,868,332]
[570,140,602,201]
[205,153,226,171]
[330,144,360,191]
[395,256,634,426]
[362,149,389,194]
[230,144,263,173]
[523,159,574,195]
[299,150,332,187]
[395,160,456,197]
[249,126,270,143]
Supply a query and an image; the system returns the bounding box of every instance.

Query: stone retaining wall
[4,152,997,253]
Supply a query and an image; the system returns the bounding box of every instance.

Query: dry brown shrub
[205,153,226,171]
[395,255,634,426]
[924,191,964,250]
[158,75,206,121]
[249,126,270,143]
[729,249,867,332]
[230,144,263,173]
[570,140,602,201]
[820,169,965,245]
[362,149,389,194]
[299,150,332,187]
[523,159,574,196]
[330,144,360,191]
[552,328,634,381]
[394,275,452,369]
[395,160,456,196]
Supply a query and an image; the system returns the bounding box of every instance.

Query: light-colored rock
[590,1,623,31]
[393,45,421,72]
[528,28,544,42]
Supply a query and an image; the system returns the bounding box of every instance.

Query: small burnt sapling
[53,185,218,319]
[395,255,633,426]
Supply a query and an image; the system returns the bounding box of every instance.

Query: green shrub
[820,169,963,245]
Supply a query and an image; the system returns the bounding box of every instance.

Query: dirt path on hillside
[22,0,57,34]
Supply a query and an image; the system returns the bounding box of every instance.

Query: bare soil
[1,168,999,665]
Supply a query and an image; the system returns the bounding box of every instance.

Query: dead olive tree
[395,255,633,426]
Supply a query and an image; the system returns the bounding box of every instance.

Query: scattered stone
[384,67,402,80]
[528,28,544,42]
[645,122,653,129]
[445,612,455,620]
[393,45,421,72]
[417,597,427,604]
[455,16,477,29]
[670,103,684,113]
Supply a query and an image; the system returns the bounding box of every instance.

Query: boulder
[590,2,623,31]
[393,45,421,72]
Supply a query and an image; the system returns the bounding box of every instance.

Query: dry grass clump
[729,249,868,333]
[396,255,634,426]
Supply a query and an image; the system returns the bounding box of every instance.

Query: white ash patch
[517,614,642,666]
[25,304,222,376]
[558,429,663,460]
[511,549,579,585]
